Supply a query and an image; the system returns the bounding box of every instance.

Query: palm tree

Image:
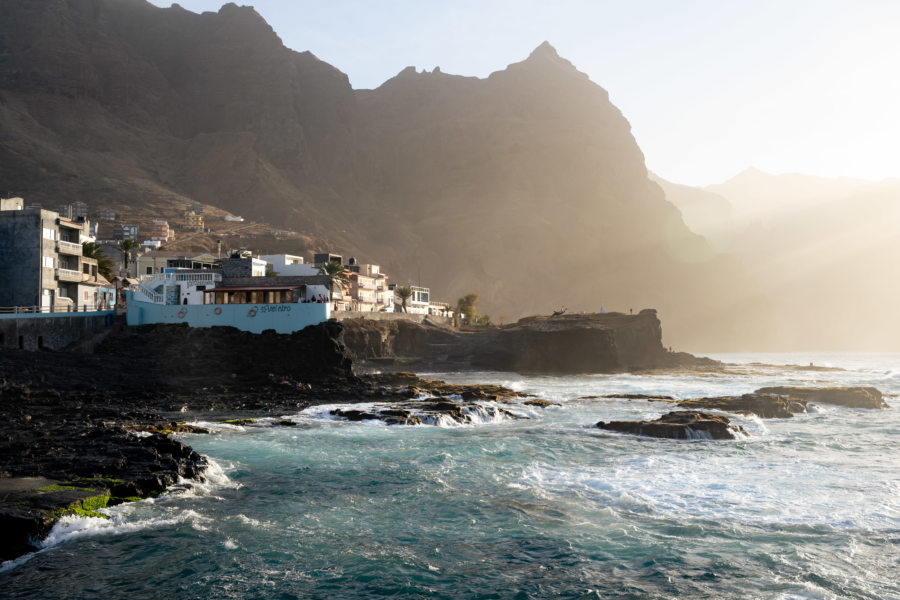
[318,260,350,301]
[81,242,115,280]
[121,238,138,277]
[395,286,413,313]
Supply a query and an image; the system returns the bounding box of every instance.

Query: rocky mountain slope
[0,0,819,350]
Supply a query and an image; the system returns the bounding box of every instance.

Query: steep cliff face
[0,0,771,348]
[338,311,700,374]
[469,310,669,373]
[0,0,357,234]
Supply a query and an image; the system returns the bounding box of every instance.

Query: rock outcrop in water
[754,386,888,409]
[676,386,889,419]
[340,311,719,374]
[597,411,746,440]
[677,393,806,418]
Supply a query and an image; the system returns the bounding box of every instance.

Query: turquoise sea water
[3,353,899,599]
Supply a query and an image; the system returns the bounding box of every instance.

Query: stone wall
[331,311,452,325]
[0,312,116,351]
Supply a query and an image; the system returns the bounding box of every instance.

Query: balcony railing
[56,267,83,282]
[56,240,82,255]
[0,303,115,314]
[130,284,164,304]
[140,272,221,284]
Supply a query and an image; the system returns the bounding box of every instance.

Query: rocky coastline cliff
[339,310,716,373]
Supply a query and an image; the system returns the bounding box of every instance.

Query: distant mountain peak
[505,40,584,80]
[529,41,560,59]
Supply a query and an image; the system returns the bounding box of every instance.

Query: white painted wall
[261,255,319,276]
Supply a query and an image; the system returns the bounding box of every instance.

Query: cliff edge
[340,310,716,374]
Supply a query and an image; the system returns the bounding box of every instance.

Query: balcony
[56,267,83,282]
[57,240,82,255]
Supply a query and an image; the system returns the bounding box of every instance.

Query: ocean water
[3,353,899,599]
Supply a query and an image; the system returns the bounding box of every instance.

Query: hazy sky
[148,1,900,186]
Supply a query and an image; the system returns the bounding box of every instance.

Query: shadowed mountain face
[0,0,806,350]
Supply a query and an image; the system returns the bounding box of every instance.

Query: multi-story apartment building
[96,208,117,221]
[53,202,89,221]
[114,224,138,241]
[150,219,174,242]
[347,261,391,311]
[184,210,204,231]
[348,271,378,311]
[0,198,115,311]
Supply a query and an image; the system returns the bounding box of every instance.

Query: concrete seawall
[332,311,452,325]
[125,291,330,334]
[0,311,116,350]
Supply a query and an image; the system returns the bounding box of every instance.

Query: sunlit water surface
[3,353,899,599]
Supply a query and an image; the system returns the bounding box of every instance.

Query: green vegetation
[121,238,138,276]
[456,293,479,325]
[81,241,115,280]
[395,286,413,312]
[50,493,112,520]
[38,484,92,493]
[455,293,491,327]
[318,260,350,299]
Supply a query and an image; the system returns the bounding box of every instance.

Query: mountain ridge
[5,0,895,350]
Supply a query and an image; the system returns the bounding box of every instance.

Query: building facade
[184,210,204,231]
[149,219,174,242]
[0,200,115,311]
[136,251,218,277]
[114,224,138,241]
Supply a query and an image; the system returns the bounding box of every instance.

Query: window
[42,228,56,241]
[42,256,54,268]
[146,266,153,275]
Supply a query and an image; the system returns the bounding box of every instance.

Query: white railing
[175,272,221,283]
[130,284,164,304]
[56,267,83,282]
[140,272,221,284]
[57,240,82,255]
[0,304,114,314]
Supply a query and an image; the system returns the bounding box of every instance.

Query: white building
[261,254,319,277]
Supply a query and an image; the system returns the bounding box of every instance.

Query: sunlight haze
[149,0,900,186]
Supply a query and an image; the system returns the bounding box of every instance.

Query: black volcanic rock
[678,393,805,418]
[597,411,746,440]
[754,386,889,409]
[338,311,718,374]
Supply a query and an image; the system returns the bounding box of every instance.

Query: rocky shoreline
[1,320,562,562]
[1,317,889,563]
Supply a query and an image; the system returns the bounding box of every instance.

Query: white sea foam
[188,421,249,433]
[298,403,382,423]
[40,508,208,549]
[0,458,234,573]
